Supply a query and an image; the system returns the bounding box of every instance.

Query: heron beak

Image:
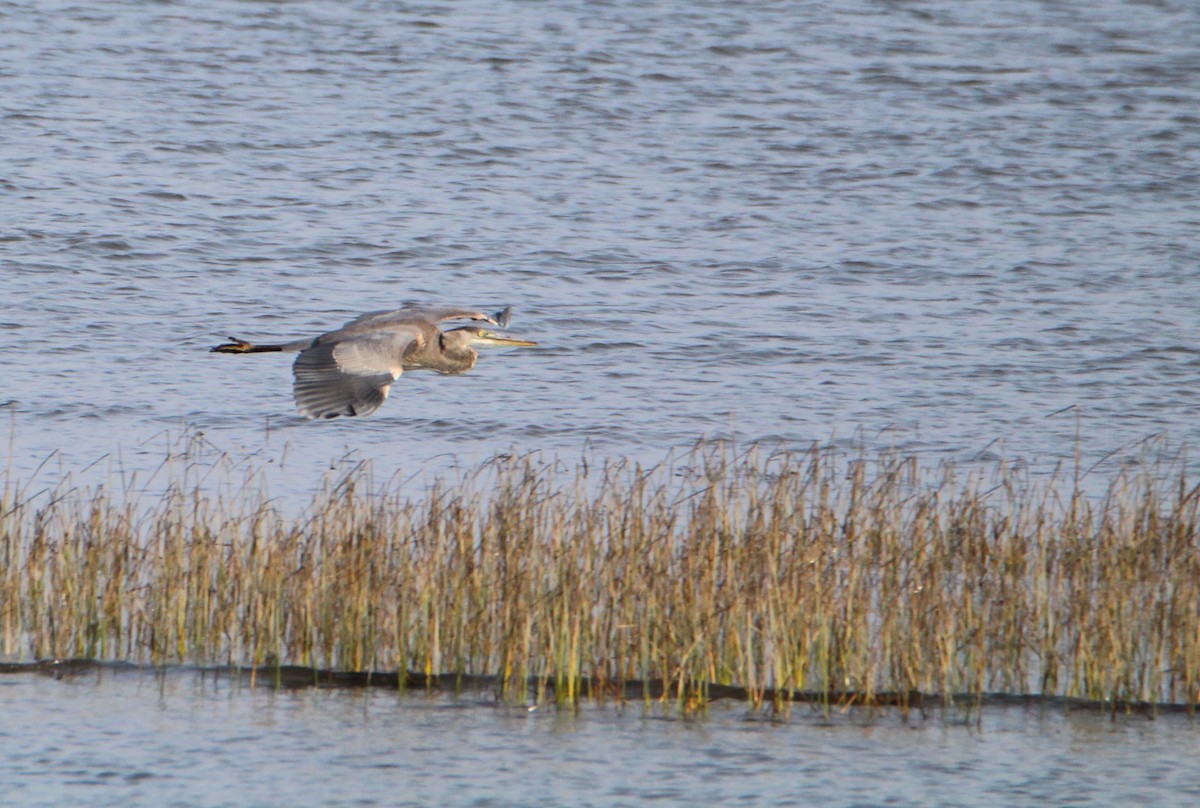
[478,331,537,347]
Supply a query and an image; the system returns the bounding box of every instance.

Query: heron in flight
[211,305,536,419]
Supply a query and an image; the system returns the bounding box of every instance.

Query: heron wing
[341,306,496,329]
[292,331,416,419]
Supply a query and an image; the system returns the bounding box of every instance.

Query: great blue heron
[211,305,536,419]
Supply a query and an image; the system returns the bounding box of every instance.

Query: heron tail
[210,337,285,354]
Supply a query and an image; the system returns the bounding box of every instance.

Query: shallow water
[1,668,1197,808]
[3,0,1200,500]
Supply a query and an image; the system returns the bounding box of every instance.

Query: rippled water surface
[3,669,1199,808]
[4,0,1199,494]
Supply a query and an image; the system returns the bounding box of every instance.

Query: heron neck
[437,334,478,374]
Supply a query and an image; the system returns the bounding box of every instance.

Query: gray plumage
[211,305,536,419]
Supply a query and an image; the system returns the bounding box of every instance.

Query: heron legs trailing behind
[211,305,536,419]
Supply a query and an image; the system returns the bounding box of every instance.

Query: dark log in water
[1,659,1190,718]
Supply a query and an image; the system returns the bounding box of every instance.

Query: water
[3,668,1198,808]
[3,0,1200,801]
[4,0,1199,496]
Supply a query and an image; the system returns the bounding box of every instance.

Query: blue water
[3,0,1199,499]
[3,668,1198,808]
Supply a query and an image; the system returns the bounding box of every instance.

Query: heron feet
[211,337,255,353]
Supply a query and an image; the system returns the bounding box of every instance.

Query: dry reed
[2,442,1198,712]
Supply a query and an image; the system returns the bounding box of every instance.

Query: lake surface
[3,0,1199,498]
[2,667,1199,808]
[3,0,1200,802]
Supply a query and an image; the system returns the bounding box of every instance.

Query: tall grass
[1,442,1198,711]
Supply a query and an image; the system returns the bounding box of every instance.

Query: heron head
[445,325,538,349]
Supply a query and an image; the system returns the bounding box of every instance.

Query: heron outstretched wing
[292,330,418,419]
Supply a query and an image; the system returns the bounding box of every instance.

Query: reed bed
[2,443,1199,712]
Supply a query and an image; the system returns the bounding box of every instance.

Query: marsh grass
[2,442,1198,713]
